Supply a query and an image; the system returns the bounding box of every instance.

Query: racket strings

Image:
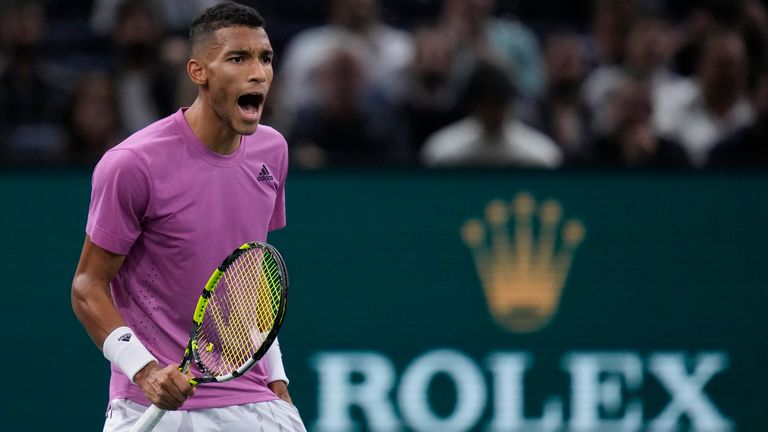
[197,248,282,376]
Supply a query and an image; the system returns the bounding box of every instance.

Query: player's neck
[184,100,241,155]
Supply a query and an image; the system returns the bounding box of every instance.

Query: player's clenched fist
[134,363,195,410]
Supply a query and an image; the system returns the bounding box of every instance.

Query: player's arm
[268,380,292,404]
[266,144,294,404]
[264,337,293,403]
[71,236,126,343]
[71,236,194,409]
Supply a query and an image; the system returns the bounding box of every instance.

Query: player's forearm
[71,272,126,348]
[72,236,128,348]
[268,380,292,404]
[73,271,161,385]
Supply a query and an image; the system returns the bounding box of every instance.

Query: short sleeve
[86,149,152,255]
[268,138,288,232]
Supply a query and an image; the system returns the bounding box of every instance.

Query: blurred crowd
[1,0,767,169]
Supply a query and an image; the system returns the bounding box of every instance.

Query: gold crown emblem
[462,193,585,333]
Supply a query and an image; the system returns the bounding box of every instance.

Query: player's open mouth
[237,92,264,121]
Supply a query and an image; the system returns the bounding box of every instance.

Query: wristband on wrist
[264,338,289,384]
[102,326,157,384]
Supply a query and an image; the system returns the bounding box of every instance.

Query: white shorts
[103,398,307,432]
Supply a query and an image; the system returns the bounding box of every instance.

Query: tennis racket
[129,241,289,432]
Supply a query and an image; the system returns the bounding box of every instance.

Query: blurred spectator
[93,0,215,109]
[63,71,121,165]
[669,0,767,78]
[274,0,413,130]
[421,62,562,168]
[588,76,690,168]
[708,61,768,168]
[3,0,766,171]
[288,47,402,168]
[438,0,545,100]
[159,34,198,108]
[0,0,42,73]
[671,0,743,77]
[0,0,71,163]
[583,13,680,135]
[588,0,639,66]
[654,28,754,167]
[398,24,465,162]
[535,31,592,164]
[91,0,220,35]
[741,0,768,83]
[109,0,177,134]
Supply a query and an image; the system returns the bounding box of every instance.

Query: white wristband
[264,338,289,385]
[102,326,157,384]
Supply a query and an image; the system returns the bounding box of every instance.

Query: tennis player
[71,2,306,431]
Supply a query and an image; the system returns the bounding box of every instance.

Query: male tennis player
[71,2,306,430]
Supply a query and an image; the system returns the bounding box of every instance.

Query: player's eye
[229,56,244,63]
[261,55,273,65]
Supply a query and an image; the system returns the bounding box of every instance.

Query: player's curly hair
[189,2,266,54]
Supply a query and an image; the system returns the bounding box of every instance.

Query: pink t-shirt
[86,109,287,409]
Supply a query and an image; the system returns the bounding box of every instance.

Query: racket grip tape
[128,405,166,432]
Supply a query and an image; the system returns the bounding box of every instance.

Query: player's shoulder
[103,112,182,159]
[250,124,288,150]
[95,112,180,173]
[116,113,180,152]
[255,123,285,139]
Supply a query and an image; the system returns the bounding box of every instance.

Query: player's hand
[268,380,293,404]
[134,362,196,410]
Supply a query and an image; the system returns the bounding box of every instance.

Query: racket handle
[129,404,166,432]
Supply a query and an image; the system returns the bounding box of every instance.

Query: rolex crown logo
[462,192,585,333]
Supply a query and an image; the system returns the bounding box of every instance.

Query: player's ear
[187,58,207,85]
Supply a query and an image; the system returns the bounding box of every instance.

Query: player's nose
[248,62,269,83]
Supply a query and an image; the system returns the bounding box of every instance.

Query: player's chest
[144,161,280,231]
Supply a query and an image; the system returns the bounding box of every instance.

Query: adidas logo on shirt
[257,164,274,182]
